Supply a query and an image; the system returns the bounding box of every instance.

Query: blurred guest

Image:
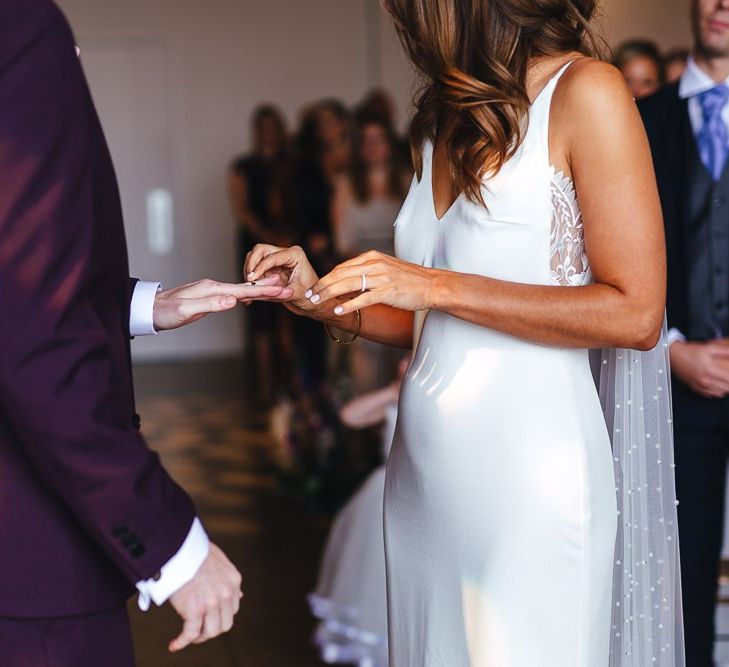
[333,112,406,258]
[665,47,691,83]
[359,88,397,133]
[293,99,352,272]
[228,104,293,404]
[639,0,729,662]
[289,100,352,394]
[332,112,408,392]
[308,359,408,667]
[358,88,410,170]
[614,39,665,99]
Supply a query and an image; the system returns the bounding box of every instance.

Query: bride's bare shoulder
[550,57,643,153]
[554,57,635,115]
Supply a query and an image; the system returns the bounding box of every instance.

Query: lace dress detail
[550,170,592,286]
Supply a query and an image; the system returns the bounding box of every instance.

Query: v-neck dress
[384,62,617,666]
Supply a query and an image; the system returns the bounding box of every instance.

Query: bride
[245,0,684,664]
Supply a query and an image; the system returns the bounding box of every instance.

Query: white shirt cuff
[136,517,210,611]
[667,328,687,347]
[130,281,161,337]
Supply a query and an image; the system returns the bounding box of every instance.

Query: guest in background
[359,88,397,134]
[665,47,691,83]
[614,39,665,99]
[308,358,408,667]
[293,99,352,274]
[358,88,411,171]
[289,100,352,395]
[639,0,729,662]
[333,111,406,259]
[332,112,408,392]
[228,104,293,405]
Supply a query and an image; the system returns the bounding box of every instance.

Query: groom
[0,1,289,665]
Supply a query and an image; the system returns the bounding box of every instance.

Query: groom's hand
[168,543,243,652]
[153,278,291,331]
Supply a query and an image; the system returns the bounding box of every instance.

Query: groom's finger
[245,275,283,287]
[178,289,283,319]
[175,295,239,321]
[181,279,277,299]
[196,608,222,643]
[221,602,235,634]
[169,613,203,652]
[227,284,287,299]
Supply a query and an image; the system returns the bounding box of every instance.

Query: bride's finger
[330,291,380,317]
[308,262,383,297]
[247,248,300,281]
[244,244,282,278]
[309,274,382,306]
[245,288,295,303]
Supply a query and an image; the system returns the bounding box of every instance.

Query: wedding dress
[385,62,683,666]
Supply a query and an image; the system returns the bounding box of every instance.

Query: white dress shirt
[679,56,729,135]
[129,281,210,609]
[667,57,729,345]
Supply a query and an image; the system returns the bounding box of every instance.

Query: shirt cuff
[130,281,161,337]
[667,328,687,347]
[136,517,210,611]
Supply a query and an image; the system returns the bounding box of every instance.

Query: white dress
[309,404,398,667]
[385,63,618,665]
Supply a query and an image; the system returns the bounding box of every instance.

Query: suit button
[714,197,726,207]
[133,414,142,430]
[131,544,145,559]
[112,524,129,538]
[152,571,162,582]
[122,534,138,549]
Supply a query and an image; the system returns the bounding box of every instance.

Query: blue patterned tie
[697,84,729,181]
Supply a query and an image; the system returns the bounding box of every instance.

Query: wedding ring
[361,273,368,293]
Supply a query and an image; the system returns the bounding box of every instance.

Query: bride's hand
[244,244,320,314]
[306,250,437,315]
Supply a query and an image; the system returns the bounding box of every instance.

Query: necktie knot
[696,85,729,181]
[698,84,729,123]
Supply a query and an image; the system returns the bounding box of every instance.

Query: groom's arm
[0,0,202,592]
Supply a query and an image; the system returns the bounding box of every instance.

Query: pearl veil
[600,323,685,666]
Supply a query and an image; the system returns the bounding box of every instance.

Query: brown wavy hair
[381,0,604,205]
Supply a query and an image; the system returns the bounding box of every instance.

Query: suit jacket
[0,0,196,616]
[638,82,729,425]
[638,82,698,338]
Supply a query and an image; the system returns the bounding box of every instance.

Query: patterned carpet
[129,360,327,667]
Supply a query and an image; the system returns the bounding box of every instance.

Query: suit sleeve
[0,2,196,584]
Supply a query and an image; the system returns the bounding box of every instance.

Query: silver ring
[361,273,368,293]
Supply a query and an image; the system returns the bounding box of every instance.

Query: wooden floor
[129,359,327,667]
[128,358,729,666]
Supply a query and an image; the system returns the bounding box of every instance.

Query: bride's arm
[243,244,414,348]
[303,61,666,352]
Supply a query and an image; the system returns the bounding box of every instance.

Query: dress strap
[530,59,579,168]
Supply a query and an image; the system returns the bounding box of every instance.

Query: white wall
[601,0,693,50]
[56,0,693,361]
[58,0,377,361]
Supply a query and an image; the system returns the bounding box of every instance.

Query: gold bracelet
[324,309,361,345]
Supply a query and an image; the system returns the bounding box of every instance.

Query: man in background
[639,0,729,663]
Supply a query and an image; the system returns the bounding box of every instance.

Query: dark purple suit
[0,0,196,661]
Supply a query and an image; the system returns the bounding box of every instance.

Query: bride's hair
[381,0,604,205]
